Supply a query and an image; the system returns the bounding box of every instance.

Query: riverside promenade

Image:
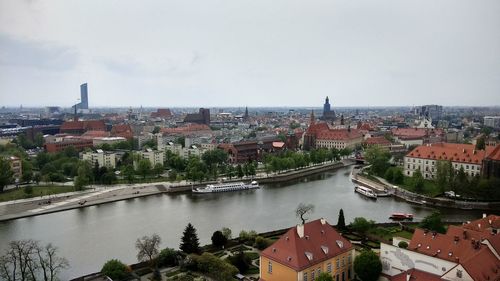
[354,168,500,211]
[0,160,349,222]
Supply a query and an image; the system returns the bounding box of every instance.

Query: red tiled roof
[389,269,442,281]
[392,128,444,140]
[151,108,172,118]
[486,145,500,161]
[111,124,133,140]
[405,143,494,164]
[260,219,353,271]
[316,129,362,141]
[364,137,391,145]
[160,124,211,134]
[81,130,110,138]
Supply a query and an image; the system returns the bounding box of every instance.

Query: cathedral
[320,96,336,121]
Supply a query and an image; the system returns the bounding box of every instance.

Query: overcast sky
[0,0,499,108]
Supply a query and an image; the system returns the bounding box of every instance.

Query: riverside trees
[0,240,69,281]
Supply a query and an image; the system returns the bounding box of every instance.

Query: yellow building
[260,218,354,281]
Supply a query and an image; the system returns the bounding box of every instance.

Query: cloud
[0,33,78,71]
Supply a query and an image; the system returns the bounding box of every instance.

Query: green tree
[158,248,179,267]
[315,272,334,281]
[153,163,164,177]
[137,159,152,180]
[33,173,41,185]
[227,250,251,273]
[101,259,129,280]
[436,160,450,193]
[152,126,161,134]
[236,164,244,178]
[337,208,346,231]
[398,241,408,249]
[74,162,92,190]
[475,136,486,150]
[135,234,161,266]
[0,158,15,192]
[354,249,382,281]
[211,230,228,249]
[364,146,390,177]
[180,223,201,254]
[34,132,44,148]
[122,164,135,183]
[419,211,446,234]
[350,217,375,235]
[411,169,425,193]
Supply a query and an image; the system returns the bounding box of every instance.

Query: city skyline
[1,0,500,107]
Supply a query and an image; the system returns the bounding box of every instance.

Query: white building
[484,116,500,129]
[403,143,495,179]
[164,142,203,159]
[82,150,117,168]
[138,149,165,167]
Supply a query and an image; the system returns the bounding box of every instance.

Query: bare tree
[295,203,314,224]
[0,240,68,281]
[135,234,161,266]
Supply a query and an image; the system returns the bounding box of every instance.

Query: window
[336,259,340,269]
[327,262,332,273]
[317,268,321,276]
[311,271,315,280]
[336,274,339,281]
[303,272,308,281]
[342,271,345,281]
[268,261,272,273]
[348,254,352,264]
[348,268,352,279]
[341,257,345,267]
[456,269,463,278]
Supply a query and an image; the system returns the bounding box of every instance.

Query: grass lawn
[399,176,441,197]
[367,226,414,241]
[0,185,80,202]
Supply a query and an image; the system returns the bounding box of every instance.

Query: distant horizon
[1,1,500,107]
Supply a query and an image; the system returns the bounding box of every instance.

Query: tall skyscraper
[80,83,88,109]
[73,83,89,110]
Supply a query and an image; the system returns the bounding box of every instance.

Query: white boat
[192,181,259,193]
[354,185,377,199]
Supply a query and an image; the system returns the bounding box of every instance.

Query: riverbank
[0,160,349,222]
[355,170,500,211]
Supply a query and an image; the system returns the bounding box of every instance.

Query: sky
[0,0,499,108]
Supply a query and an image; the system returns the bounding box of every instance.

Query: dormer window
[305,251,313,261]
[336,240,344,248]
[321,245,329,254]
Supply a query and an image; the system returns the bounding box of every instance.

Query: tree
[33,173,41,185]
[227,251,251,273]
[180,223,201,254]
[398,241,408,249]
[211,231,227,249]
[152,126,161,134]
[364,146,390,177]
[354,249,382,281]
[157,248,179,267]
[135,234,161,266]
[74,162,92,191]
[411,169,425,193]
[476,136,486,150]
[236,164,244,178]
[137,159,152,180]
[337,209,346,231]
[101,259,129,281]
[221,227,232,240]
[0,240,69,281]
[315,272,334,281]
[153,163,164,178]
[0,158,14,193]
[295,203,314,224]
[419,211,446,234]
[122,164,135,183]
[34,133,45,148]
[350,217,375,235]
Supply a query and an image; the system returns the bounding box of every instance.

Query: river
[0,166,484,279]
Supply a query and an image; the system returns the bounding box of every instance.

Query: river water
[0,166,484,279]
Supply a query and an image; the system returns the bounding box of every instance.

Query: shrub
[354,250,382,281]
[101,259,129,281]
[227,251,251,273]
[398,241,408,249]
[158,248,179,267]
[191,253,238,281]
[253,236,272,250]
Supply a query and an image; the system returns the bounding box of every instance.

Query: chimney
[297,224,304,238]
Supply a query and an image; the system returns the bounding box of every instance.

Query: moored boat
[192,181,259,193]
[389,213,414,220]
[354,185,377,199]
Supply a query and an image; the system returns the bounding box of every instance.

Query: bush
[253,236,272,250]
[354,250,382,281]
[238,230,257,242]
[101,259,129,281]
[191,253,238,281]
[227,251,251,273]
[158,248,179,267]
[398,241,408,249]
[350,217,375,235]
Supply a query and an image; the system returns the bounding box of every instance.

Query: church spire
[310,110,315,126]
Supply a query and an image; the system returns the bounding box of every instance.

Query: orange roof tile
[406,143,494,165]
[260,219,353,271]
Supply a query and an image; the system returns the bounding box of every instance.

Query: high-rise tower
[80,83,88,109]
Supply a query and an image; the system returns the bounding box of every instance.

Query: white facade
[139,149,165,167]
[93,137,127,146]
[484,116,500,129]
[82,150,117,168]
[404,156,482,179]
[164,143,205,159]
[315,136,363,150]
